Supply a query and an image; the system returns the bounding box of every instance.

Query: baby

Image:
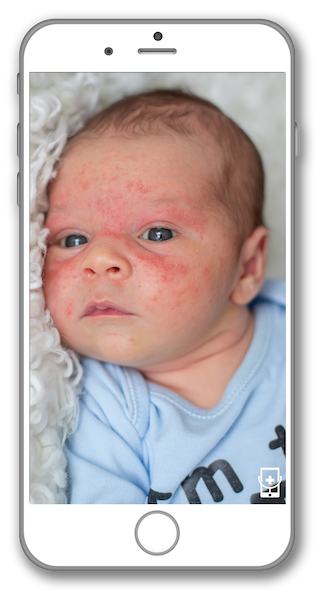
[43,89,286,504]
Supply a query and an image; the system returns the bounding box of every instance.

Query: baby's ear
[230,226,269,305]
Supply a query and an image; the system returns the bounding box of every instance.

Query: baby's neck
[139,305,254,409]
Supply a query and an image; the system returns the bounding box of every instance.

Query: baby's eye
[60,234,89,248]
[140,227,178,242]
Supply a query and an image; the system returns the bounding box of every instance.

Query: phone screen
[21,20,293,569]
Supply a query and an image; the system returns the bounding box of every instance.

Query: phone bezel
[19,19,295,570]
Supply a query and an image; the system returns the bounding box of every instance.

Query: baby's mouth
[83,301,134,317]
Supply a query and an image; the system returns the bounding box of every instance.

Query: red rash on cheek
[135,254,189,284]
[43,256,80,330]
[64,301,73,317]
[136,256,195,311]
[81,180,90,191]
[202,266,211,278]
[44,256,76,290]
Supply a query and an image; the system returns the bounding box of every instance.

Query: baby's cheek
[138,257,201,312]
[168,274,202,312]
[43,259,76,319]
[159,263,217,316]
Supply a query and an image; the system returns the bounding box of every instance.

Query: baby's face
[43,133,240,369]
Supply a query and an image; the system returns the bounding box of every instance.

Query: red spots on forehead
[95,198,104,211]
[48,189,73,211]
[125,178,152,196]
[76,163,92,177]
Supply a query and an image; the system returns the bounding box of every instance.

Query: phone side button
[17,123,20,157]
[135,511,180,556]
[15,73,20,96]
[295,122,300,158]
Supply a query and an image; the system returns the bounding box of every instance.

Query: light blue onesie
[65,280,286,505]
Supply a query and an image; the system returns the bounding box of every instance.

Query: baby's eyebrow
[45,212,64,227]
[136,202,206,229]
[45,197,207,235]
[45,211,80,232]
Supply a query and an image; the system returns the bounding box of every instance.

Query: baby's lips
[83,300,134,317]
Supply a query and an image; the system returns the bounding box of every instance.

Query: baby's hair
[67,89,264,243]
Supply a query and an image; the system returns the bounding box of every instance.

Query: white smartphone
[19,19,295,570]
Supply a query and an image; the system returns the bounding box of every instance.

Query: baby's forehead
[48,130,224,224]
[62,126,223,190]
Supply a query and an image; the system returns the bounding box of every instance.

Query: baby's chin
[61,335,159,368]
[69,334,184,372]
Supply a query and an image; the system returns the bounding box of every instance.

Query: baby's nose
[79,241,132,280]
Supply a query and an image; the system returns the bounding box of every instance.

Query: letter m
[181,459,243,503]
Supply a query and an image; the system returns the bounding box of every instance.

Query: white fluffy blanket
[29,72,285,503]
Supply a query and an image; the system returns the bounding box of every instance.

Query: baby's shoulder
[252,278,286,334]
[251,278,286,310]
[79,358,150,435]
[248,279,286,373]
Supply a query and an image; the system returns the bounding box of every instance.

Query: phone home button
[135,511,180,555]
